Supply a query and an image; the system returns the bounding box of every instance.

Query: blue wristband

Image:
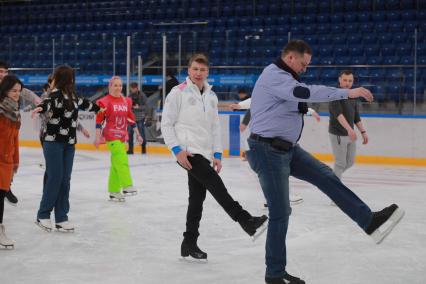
[172,146,182,155]
[214,152,222,160]
[96,124,102,129]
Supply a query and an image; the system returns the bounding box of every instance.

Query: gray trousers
[329,133,357,179]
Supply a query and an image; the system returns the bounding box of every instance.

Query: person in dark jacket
[329,70,368,180]
[127,82,149,154]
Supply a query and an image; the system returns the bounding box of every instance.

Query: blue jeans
[246,138,373,278]
[37,142,75,223]
[128,119,146,152]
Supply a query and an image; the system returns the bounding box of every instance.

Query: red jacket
[96,94,136,142]
[0,114,20,191]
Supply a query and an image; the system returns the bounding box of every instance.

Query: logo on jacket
[113,105,128,112]
[188,97,197,105]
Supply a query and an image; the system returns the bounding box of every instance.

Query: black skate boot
[364,204,404,244]
[237,210,268,241]
[265,272,305,284]
[6,189,18,206]
[181,241,208,263]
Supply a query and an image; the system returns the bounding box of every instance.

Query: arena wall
[19,112,426,166]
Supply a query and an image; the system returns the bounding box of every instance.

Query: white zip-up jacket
[161,77,222,161]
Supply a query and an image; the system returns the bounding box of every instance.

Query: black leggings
[0,190,5,223]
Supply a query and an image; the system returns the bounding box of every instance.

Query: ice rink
[1,147,425,284]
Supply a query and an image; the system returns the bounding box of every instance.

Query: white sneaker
[36,219,52,232]
[290,193,303,205]
[109,192,126,202]
[56,221,75,232]
[0,224,15,249]
[122,186,138,196]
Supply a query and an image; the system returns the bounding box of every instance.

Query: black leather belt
[249,133,274,143]
[250,133,293,151]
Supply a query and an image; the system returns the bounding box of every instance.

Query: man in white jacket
[161,54,268,262]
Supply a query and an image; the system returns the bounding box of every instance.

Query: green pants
[106,140,133,193]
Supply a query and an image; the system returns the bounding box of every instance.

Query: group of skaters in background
[0,40,404,284]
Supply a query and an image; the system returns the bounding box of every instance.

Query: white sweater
[161,77,222,161]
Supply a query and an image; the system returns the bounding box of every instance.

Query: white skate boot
[122,186,138,196]
[0,224,15,249]
[109,192,126,202]
[56,221,75,233]
[35,218,53,232]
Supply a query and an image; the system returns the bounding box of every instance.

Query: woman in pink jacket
[94,76,143,201]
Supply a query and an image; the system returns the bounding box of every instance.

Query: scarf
[0,97,21,122]
[273,57,308,114]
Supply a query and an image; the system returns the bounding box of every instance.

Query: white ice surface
[1,147,425,284]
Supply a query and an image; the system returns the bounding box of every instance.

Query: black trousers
[0,190,5,223]
[183,154,243,242]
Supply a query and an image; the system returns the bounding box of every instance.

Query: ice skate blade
[252,221,268,242]
[122,191,138,196]
[290,198,304,205]
[35,221,52,232]
[372,208,405,244]
[56,227,75,233]
[5,200,17,207]
[109,197,125,202]
[179,256,208,264]
[0,244,14,249]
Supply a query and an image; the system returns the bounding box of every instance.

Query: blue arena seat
[352,56,367,64]
[359,23,374,33]
[345,0,359,12]
[334,56,352,65]
[334,46,348,56]
[322,68,339,79]
[386,68,404,80]
[348,44,364,56]
[333,1,345,12]
[268,3,282,16]
[389,22,404,33]
[363,34,377,44]
[303,14,315,24]
[370,84,387,102]
[367,55,383,65]
[347,34,362,44]
[387,11,401,21]
[330,13,344,23]
[401,9,417,21]
[400,56,414,64]
[359,0,373,11]
[386,0,401,10]
[396,44,413,56]
[317,34,332,45]
[316,14,329,23]
[319,56,335,65]
[386,82,404,102]
[406,83,425,101]
[401,0,416,9]
[377,34,394,44]
[371,11,386,22]
[381,46,396,56]
[365,45,380,56]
